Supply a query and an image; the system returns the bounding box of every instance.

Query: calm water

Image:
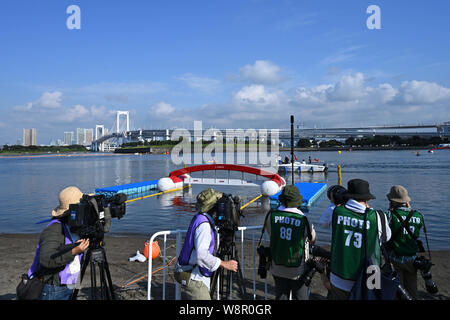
[1,150,449,249]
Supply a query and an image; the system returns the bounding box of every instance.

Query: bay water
[0,149,449,250]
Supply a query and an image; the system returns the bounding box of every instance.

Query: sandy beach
[1,233,449,301]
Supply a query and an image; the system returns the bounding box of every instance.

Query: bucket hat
[278,185,303,208]
[386,185,411,203]
[52,186,83,217]
[195,188,222,213]
[345,179,376,201]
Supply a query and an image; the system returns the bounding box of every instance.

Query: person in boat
[27,186,90,300]
[264,185,316,300]
[175,188,238,300]
[283,156,290,164]
[329,179,391,300]
[384,185,425,299]
[308,156,312,164]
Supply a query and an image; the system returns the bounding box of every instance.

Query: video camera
[214,193,244,232]
[67,193,127,245]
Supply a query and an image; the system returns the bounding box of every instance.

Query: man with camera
[28,186,90,300]
[175,188,238,300]
[264,185,316,300]
[385,185,437,298]
[329,179,391,300]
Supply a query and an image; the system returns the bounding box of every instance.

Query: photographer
[28,186,89,300]
[329,179,391,300]
[319,185,347,229]
[385,185,425,299]
[264,185,316,300]
[175,188,238,300]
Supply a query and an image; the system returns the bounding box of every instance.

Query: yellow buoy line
[124,184,191,204]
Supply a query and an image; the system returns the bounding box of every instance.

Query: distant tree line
[0,145,88,153]
[297,136,450,148]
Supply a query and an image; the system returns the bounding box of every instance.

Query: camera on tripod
[67,193,127,244]
[214,193,244,232]
[413,256,438,294]
[210,193,248,300]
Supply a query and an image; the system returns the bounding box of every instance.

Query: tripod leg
[71,249,91,300]
[98,262,109,300]
[102,253,116,300]
[231,244,247,299]
[91,258,97,300]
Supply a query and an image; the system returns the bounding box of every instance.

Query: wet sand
[1,233,449,300]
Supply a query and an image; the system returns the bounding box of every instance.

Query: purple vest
[28,220,82,285]
[178,213,216,277]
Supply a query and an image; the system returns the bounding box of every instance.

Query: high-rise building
[23,128,37,146]
[64,131,74,145]
[84,128,93,145]
[76,128,85,145]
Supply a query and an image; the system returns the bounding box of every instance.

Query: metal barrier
[147,225,270,300]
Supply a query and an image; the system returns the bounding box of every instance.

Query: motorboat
[277,161,328,173]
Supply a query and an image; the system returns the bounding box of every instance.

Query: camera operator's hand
[72,239,89,255]
[220,259,238,272]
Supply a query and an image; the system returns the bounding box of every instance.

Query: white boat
[277,161,328,173]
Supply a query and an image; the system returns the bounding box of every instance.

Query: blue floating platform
[270,182,327,209]
[95,179,159,197]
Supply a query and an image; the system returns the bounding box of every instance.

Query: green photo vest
[388,208,423,257]
[330,205,380,281]
[270,210,307,267]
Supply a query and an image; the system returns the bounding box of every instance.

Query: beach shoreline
[1,233,449,301]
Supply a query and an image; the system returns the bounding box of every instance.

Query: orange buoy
[144,241,160,259]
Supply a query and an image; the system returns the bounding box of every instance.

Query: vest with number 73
[330,206,380,281]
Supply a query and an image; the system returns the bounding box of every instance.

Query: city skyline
[1,1,449,145]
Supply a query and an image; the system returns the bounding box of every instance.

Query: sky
[0,0,449,145]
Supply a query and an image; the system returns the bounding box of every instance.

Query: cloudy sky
[1,0,449,145]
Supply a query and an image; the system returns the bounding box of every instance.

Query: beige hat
[52,186,83,217]
[386,185,411,204]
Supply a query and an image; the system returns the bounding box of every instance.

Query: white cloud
[37,91,63,109]
[142,72,450,129]
[395,80,450,104]
[239,60,283,84]
[322,46,363,65]
[326,72,367,101]
[151,102,175,117]
[13,91,63,111]
[175,73,221,94]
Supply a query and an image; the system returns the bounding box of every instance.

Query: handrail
[147,225,267,300]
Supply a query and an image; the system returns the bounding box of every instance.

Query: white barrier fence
[147,225,270,300]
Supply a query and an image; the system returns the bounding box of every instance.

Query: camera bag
[349,210,400,300]
[16,273,44,300]
[174,264,194,286]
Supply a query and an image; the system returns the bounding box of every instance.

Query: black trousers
[273,275,309,300]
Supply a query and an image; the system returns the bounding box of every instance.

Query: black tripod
[72,244,115,300]
[210,228,247,300]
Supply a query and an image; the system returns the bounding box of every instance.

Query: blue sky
[0,0,449,145]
